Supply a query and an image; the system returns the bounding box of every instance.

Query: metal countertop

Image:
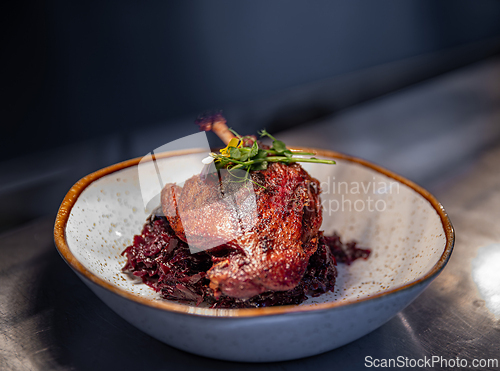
[1,58,500,370]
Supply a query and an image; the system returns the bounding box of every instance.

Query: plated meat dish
[122,113,370,308]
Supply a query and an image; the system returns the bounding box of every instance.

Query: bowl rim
[54,147,455,318]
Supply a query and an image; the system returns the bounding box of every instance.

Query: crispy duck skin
[161,162,322,300]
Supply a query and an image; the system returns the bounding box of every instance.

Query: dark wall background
[4,0,500,160]
[2,0,500,230]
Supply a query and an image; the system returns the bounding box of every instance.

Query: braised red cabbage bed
[122,212,370,308]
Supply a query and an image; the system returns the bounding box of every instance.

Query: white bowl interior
[65,152,446,307]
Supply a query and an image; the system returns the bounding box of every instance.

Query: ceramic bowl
[54,148,454,362]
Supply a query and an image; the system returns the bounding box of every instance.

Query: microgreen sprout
[204,129,335,179]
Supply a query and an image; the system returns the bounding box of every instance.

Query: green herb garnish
[204,129,335,174]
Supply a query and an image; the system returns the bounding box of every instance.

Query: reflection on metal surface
[396,312,427,358]
[471,244,500,317]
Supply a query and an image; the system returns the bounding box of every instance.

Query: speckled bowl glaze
[54,148,454,362]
